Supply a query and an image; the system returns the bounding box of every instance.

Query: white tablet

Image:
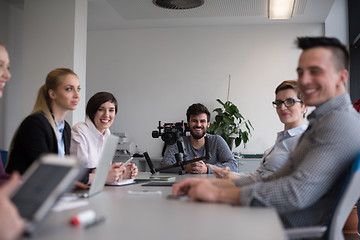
[11,154,82,235]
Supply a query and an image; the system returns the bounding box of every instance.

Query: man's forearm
[214,160,238,172]
[217,187,242,205]
[209,178,237,188]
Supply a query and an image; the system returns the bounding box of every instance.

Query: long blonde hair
[31,68,78,135]
[7,68,77,166]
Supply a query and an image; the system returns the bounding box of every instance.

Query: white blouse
[70,119,111,168]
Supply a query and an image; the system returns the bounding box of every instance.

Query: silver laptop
[74,134,120,198]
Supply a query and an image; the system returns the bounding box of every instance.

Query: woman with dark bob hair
[71,92,138,184]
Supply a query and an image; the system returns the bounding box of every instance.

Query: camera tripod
[144,136,211,175]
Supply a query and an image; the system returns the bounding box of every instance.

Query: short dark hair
[296,37,349,71]
[275,80,304,102]
[186,103,210,122]
[86,92,118,123]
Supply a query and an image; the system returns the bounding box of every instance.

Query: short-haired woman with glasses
[210,80,307,179]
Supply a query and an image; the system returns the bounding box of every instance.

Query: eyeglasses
[272,98,302,108]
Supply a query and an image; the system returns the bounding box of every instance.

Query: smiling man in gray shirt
[160,103,237,174]
[172,37,360,228]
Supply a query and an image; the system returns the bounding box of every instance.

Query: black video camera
[152,121,189,145]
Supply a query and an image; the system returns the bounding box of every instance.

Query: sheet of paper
[52,196,89,212]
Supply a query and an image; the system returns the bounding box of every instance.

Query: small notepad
[135,176,176,182]
[106,178,135,186]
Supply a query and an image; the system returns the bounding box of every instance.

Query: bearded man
[160,103,238,174]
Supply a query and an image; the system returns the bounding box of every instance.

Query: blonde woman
[0,41,11,184]
[6,68,80,174]
[0,41,25,240]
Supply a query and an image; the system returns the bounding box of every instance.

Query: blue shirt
[55,120,65,157]
[237,124,307,179]
[257,124,308,177]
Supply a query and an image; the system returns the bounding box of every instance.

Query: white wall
[325,0,348,46]
[0,1,23,150]
[325,0,349,91]
[22,0,87,125]
[0,0,87,151]
[3,3,23,151]
[87,24,323,158]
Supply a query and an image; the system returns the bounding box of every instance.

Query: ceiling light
[268,0,295,19]
[153,0,204,10]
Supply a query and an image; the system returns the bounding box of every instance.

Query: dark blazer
[6,112,71,175]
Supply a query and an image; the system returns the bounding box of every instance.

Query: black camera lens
[152,131,160,138]
[152,121,188,145]
[161,132,177,145]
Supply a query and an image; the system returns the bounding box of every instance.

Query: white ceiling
[6,0,336,31]
[87,0,335,31]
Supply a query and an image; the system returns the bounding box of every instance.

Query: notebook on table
[106,178,135,186]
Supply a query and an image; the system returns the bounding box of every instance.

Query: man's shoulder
[321,106,360,126]
[313,107,360,141]
[206,134,224,142]
[205,133,217,139]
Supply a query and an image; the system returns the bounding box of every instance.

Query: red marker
[70,210,96,227]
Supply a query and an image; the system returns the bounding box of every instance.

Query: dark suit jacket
[6,112,70,175]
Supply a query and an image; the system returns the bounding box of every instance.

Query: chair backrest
[327,151,360,240]
[0,150,8,167]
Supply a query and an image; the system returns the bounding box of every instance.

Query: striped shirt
[234,94,360,228]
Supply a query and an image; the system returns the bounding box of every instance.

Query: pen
[127,190,162,195]
[84,216,106,229]
[122,157,133,167]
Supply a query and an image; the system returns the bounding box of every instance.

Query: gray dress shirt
[234,94,360,228]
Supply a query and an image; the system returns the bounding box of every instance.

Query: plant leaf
[242,131,249,143]
[210,98,253,149]
[235,137,242,147]
[216,99,225,106]
[213,108,223,114]
[214,127,224,136]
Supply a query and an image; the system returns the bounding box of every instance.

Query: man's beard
[190,126,207,140]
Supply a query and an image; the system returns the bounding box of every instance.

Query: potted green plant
[207,99,253,150]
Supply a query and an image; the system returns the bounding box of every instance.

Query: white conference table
[22,173,287,240]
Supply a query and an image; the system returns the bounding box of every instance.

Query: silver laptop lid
[88,134,119,197]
